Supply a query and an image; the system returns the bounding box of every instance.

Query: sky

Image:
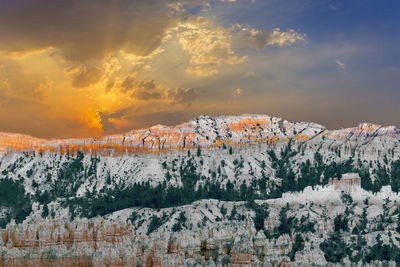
[0,0,399,138]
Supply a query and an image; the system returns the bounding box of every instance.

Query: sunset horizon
[1,0,399,139]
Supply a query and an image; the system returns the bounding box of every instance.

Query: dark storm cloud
[0,0,194,61]
[136,80,157,91]
[168,88,198,106]
[119,76,198,103]
[120,76,162,100]
[121,76,136,91]
[97,106,136,132]
[122,78,157,92]
[131,90,162,101]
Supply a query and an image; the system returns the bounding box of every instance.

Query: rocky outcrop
[328,173,361,192]
[0,217,300,266]
[1,115,400,266]
[1,114,398,156]
[1,184,400,266]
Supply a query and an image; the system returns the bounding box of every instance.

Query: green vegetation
[1,142,400,267]
[320,231,348,263]
[41,204,49,218]
[0,177,32,228]
[274,203,298,237]
[147,212,168,235]
[288,234,305,261]
[63,156,280,218]
[22,143,395,225]
[390,160,400,192]
[246,199,269,234]
[172,211,187,232]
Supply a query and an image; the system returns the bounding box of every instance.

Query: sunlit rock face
[0,114,325,155]
[1,114,399,156]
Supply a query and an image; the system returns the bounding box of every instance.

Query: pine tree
[42,204,49,218]
[320,231,348,263]
[288,234,305,261]
[391,160,400,192]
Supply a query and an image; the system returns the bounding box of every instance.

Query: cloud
[121,76,137,91]
[119,76,162,101]
[233,88,243,97]
[121,76,157,92]
[72,66,103,88]
[105,81,116,92]
[168,88,198,106]
[3,0,352,139]
[31,77,53,99]
[131,90,162,101]
[336,60,346,69]
[103,57,122,75]
[237,26,306,49]
[136,80,157,91]
[96,107,131,132]
[176,17,246,76]
[119,74,199,105]
[0,94,96,138]
[0,60,52,101]
[0,0,198,61]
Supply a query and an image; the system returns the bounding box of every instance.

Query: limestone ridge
[0,114,399,155]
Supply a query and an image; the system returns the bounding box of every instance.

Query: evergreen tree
[397,208,400,233]
[357,199,369,233]
[275,203,296,236]
[42,204,49,218]
[365,234,393,262]
[334,214,349,232]
[0,178,32,227]
[391,160,400,192]
[288,234,305,261]
[320,231,348,263]
[172,211,187,232]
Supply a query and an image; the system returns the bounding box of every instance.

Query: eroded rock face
[1,115,400,266]
[328,173,361,192]
[1,114,398,156]
[0,209,327,266]
[0,114,399,209]
[1,184,400,266]
[0,115,322,155]
[0,218,138,266]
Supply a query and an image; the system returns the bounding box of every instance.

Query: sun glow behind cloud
[0,0,300,137]
[0,0,398,137]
